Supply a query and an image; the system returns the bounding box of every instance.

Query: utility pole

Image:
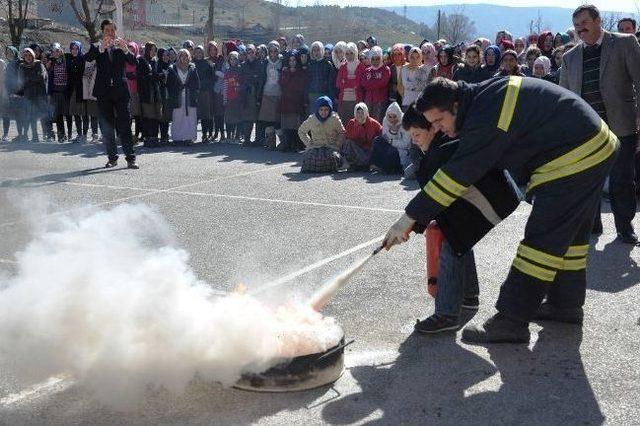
[403,4,407,20]
[437,9,441,39]
[206,0,215,42]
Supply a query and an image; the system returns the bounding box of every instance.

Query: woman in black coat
[18,48,47,142]
[193,45,215,143]
[138,42,164,147]
[67,41,87,143]
[166,49,200,144]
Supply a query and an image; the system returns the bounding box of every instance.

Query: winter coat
[399,64,429,107]
[223,65,242,104]
[5,60,23,96]
[194,58,215,93]
[67,54,85,101]
[360,65,391,105]
[138,57,163,104]
[240,58,265,102]
[166,63,200,109]
[452,64,492,84]
[47,57,69,94]
[298,112,345,149]
[307,58,335,97]
[280,68,307,113]
[336,61,364,102]
[345,116,382,150]
[19,61,47,101]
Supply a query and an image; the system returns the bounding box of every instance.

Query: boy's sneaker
[414,314,460,334]
[461,296,480,311]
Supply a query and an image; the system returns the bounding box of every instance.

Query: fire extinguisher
[425,220,445,298]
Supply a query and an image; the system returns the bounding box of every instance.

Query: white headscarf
[332,41,347,67]
[534,56,551,75]
[354,102,369,124]
[345,42,359,75]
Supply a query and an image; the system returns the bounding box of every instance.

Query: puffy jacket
[280,68,307,113]
[345,116,382,150]
[298,113,345,149]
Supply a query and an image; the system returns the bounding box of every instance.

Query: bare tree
[271,0,282,39]
[68,0,135,43]
[601,12,622,32]
[439,10,476,44]
[0,0,31,47]
[528,10,543,35]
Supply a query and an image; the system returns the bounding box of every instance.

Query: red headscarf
[537,31,553,54]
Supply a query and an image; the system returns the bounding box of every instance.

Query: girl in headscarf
[514,37,527,64]
[239,44,262,145]
[360,46,391,123]
[46,43,70,142]
[279,50,307,152]
[495,49,525,77]
[193,44,214,143]
[157,48,172,143]
[473,38,491,52]
[67,41,87,143]
[166,48,200,145]
[258,41,283,149]
[167,48,178,64]
[139,41,163,147]
[18,48,47,143]
[291,34,304,50]
[370,101,411,176]
[307,41,335,115]
[324,43,334,61]
[521,45,541,77]
[399,46,429,110]
[428,45,457,81]
[420,42,437,68]
[2,46,22,141]
[389,43,408,106]
[532,56,553,81]
[537,31,554,58]
[125,41,142,143]
[222,51,242,143]
[481,45,501,76]
[208,41,225,142]
[332,41,347,68]
[336,42,364,123]
[553,32,570,49]
[298,96,345,173]
[341,102,382,171]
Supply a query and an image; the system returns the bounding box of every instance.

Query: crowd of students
[0,17,638,176]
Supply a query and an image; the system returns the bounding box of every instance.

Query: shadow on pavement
[0,140,103,159]
[588,238,640,293]
[322,327,603,425]
[0,167,119,189]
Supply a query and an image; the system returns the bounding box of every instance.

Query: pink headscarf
[125,41,139,95]
[420,42,437,68]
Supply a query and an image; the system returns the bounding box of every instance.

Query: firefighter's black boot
[462,313,530,344]
[533,302,583,324]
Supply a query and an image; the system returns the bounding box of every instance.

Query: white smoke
[0,204,342,408]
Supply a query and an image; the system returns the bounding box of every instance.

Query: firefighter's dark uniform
[406,76,619,322]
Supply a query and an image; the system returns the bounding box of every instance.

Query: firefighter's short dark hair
[416,78,459,114]
[402,103,431,131]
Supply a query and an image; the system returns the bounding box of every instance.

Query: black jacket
[84,43,136,100]
[19,61,47,100]
[194,58,215,93]
[137,57,163,104]
[405,76,610,233]
[66,53,85,102]
[453,64,492,84]
[414,135,520,255]
[166,63,200,110]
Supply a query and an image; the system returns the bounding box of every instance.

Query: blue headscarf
[484,45,501,72]
[324,43,334,53]
[70,41,83,58]
[314,96,333,122]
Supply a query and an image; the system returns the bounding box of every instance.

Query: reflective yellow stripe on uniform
[565,244,589,257]
[562,258,588,271]
[512,257,557,282]
[527,122,619,192]
[517,244,564,270]
[424,181,456,207]
[433,169,468,197]
[423,169,469,207]
[497,76,523,132]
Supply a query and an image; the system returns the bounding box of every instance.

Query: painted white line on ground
[253,235,385,295]
[173,190,405,214]
[0,257,17,264]
[0,376,74,406]
[0,164,290,229]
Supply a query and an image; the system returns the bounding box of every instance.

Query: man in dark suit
[84,19,139,169]
[560,5,640,243]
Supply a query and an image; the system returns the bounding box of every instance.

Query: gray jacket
[560,31,640,137]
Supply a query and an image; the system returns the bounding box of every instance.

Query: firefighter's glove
[384,213,416,250]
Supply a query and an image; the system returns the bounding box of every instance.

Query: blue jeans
[434,240,479,317]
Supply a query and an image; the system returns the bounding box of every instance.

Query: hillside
[385,4,632,40]
[3,1,430,49]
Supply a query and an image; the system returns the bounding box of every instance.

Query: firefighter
[384,76,619,344]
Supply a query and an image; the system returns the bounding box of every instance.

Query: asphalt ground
[0,137,639,425]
